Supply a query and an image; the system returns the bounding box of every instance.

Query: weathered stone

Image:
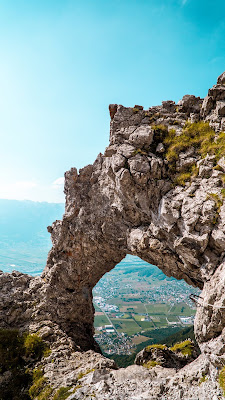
[109,103,118,119]
[216,100,225,117]
[217,71,225,85]
[129,125,153,147]
[162,100,176,112]
[177,94,202,114]
[135,341,199,370]
[0,72,225,399]
[156,142,165,153]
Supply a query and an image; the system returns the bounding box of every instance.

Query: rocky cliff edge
[1,73,225,399]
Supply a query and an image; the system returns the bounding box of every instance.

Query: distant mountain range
[0,199,64,275]
[0,199,173,280]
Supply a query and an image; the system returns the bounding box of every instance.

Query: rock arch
[42,79,224,357]
[0,74,225,398]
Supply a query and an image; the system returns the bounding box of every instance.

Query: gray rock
[216,100,225,117]
[0,71,225,399]
[217,71,225,85]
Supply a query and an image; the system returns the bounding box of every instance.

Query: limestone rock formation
[1,73,225,399]
[135,341,200,370]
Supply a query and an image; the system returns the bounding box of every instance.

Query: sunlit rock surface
[1,73,225,399]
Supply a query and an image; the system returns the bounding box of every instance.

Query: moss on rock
[170,340,194,357]
[143,360,161,368]
[52,387,72,400]
[219,366,225,395]
[0,329,51,400]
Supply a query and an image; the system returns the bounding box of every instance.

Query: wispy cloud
[0,179,65,203]
[52,177,64,188]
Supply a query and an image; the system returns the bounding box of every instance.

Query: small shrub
[77,368,94,380]
[24,334,50,360]
[146,344,166,351]
[29,369,53,400]
[52,386,72,400]
[150,124,172,154]
[29,375,47,399]
[174,172,192,186]
[170,340,193,357]
[32,368,44,381]
[206,193,223,213]
[219,367,225,395]
[37,386,53,400]
[143,360,161,368]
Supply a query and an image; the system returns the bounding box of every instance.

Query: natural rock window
[1,72,225,399]
[93,254,200,360]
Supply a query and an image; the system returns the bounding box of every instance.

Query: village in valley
[93,255,198,355]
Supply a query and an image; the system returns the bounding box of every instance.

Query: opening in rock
[93,254,200,366]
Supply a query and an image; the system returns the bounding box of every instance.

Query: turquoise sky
[0,0,225,202]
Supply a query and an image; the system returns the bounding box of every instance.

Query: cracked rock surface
[1,73,225,399]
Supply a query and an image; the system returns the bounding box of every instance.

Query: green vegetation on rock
[52,387,72,400]
[150,121,225,187]
[29,369,53,400]
[143,360,161,368]
[164,121,217,162]
[0,329,51,400]
[77,368,95,380]
[24,334,49,359]
[206,191,225,223]
[146,344,166,351]
[199,374,208,385]
[219,367,225,395]
[170,340,194,357]
[0,329,25,372]
[151,124,169,153]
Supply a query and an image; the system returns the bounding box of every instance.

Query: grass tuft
[199,373,208,385]
[170,340,193,357]
[150,121,225,186]
[52,387,72,400]
[143,360,161,368]
[219,367,225,395]
[146,344,166,351]
[77,368,95,380]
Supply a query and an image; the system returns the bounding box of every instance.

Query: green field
[94,315,110,327]
[153,316,168,327]
[138,321,155,329]
[133,314,145,321]
[94,300,195,336]
[111,318,141,335]
[169,302,195,316]
[146,303,170,314]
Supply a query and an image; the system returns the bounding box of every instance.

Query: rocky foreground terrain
[1,73,225,399]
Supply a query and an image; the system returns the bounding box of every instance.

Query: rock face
[135,341,200,370]
[1,73,225,399]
